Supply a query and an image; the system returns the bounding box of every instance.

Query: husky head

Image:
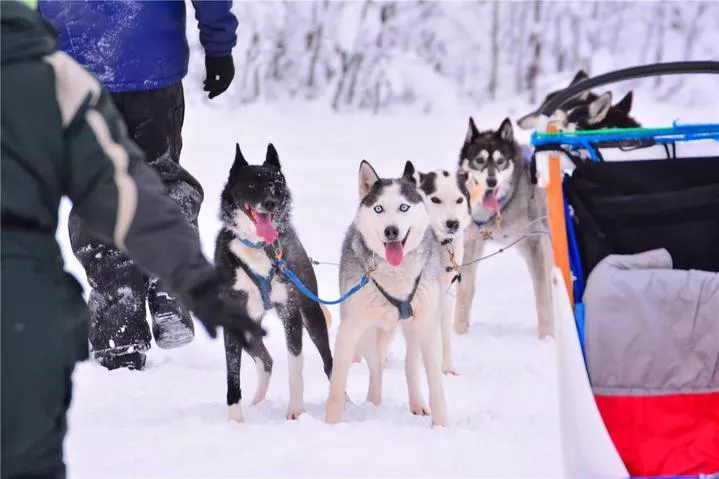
[517,70,639,131]
[409,167,471,242]
[459,117,519,214]
[355,160,429,267]
[559,90,639,131]
[220,142,291,245]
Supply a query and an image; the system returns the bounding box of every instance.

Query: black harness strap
[371,273,422,320]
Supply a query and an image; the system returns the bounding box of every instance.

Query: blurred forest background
[185,1,719,113]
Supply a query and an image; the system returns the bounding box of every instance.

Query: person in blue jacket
[38,0,240,370]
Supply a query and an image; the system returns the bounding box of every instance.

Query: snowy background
[56,1,718,478]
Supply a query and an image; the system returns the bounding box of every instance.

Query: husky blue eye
[374,205,384,214]
[399,203,410,212]
[431,197,441,204]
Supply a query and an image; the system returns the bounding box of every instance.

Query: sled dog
[374,167,472,375]
[215,142,333,421]
[518,70,639,131]
[455,118,554,339]
[326,160,447,427]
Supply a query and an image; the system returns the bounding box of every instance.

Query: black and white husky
[456,118,554,339]
[408,167,471,375]
[214,142,333,421]
[517,70,639,131]
[326,160,447,427]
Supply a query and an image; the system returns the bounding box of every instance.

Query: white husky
[326,160,447,427]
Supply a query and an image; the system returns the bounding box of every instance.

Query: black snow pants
[68,82,204,365]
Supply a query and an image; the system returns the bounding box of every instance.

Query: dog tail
[320,304,332,328]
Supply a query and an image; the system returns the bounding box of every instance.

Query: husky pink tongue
[482,190,500,212]
[384,241,404,267]
[254,213,278,244]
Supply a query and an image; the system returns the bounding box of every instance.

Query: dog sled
[529,61,719,479]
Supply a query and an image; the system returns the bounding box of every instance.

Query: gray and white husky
[215,142,333,422]
[455,118,554,339]
[326,160,447,427]
[371,167,472,375]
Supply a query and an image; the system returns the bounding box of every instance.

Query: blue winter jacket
[38,0,238,92]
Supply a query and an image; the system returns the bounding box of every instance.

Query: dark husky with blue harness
[214,142,333,421]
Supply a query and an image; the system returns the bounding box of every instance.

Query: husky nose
[384,225,399,241]
[262,198,277,211]
[446,220,459,233]
[486,177,497,188]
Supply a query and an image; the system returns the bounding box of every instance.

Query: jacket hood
[1,0,57,65]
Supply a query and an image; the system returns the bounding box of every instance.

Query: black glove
[186,274,266,347]
[203,55,235,99]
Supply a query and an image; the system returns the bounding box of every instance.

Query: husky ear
[264,143,281,169]
[497,117,514,142]
[228,142,248,183]
[587,91,612,125]
[517,111,539,130]
[614,91,633,114]
[402,161,416,184]
[571,70,589,85]
[570,70,591,101]
[358,160,380,199]
[465,116,480,144]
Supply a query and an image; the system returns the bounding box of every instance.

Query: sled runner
[530,61,719,479]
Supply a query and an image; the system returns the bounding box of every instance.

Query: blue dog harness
[235,257,276,311]
[371,273,423,320]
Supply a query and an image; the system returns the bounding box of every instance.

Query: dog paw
[227,404,244,423]
[410,403,431,416]
[442,367,459,376]
[325,397,344,424]
[453,321,469,335]
[286,406,304,420]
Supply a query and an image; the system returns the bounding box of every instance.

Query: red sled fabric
[594,392,719,477]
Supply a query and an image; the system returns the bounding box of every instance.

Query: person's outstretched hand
[187,274,265,347]
[204,55,235,99]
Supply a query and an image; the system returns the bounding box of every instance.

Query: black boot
[148,278,195,349]
[96,350,148,371]
[69,214,153,371]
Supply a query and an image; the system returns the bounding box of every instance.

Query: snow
[55,90,718,478]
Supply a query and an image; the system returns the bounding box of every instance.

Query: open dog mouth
[482,188,500,212]
[244,203,278,244]
[383,228,410,267]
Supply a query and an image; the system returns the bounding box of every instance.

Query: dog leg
[403,325,429,416]
[279,306,305,420]
[357,330,383,405]
[302,302,333,381]
[420,322,447,427]
[326,315,368,424]
[224,328,246,422]
[244,337,273,405]
[517,234,555,339]
[441,290,458,375]
[377,328,394,369]
[454,233,484,334]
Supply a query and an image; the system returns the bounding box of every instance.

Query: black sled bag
[563,155,719,280]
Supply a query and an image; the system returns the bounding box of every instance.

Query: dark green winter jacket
[1,2,214,476]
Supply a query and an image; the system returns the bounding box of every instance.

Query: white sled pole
[552,267,629,479]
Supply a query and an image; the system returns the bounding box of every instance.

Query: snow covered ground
[55,90,718,478]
